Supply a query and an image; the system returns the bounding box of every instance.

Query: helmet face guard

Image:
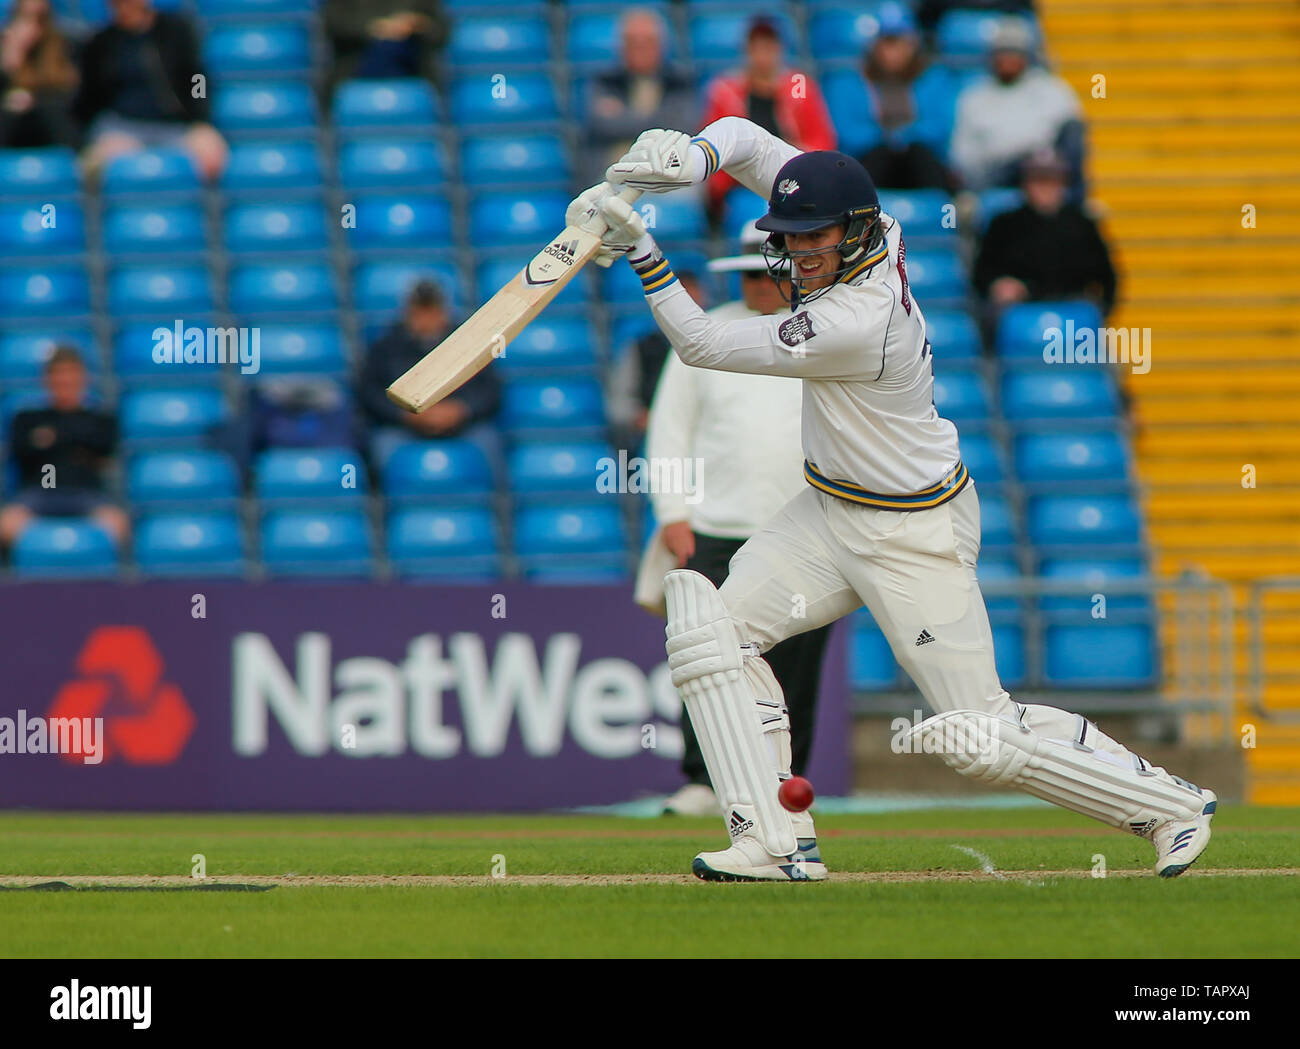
[758,205,885,308]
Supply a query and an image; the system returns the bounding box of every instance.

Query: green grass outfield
[0,805,1296,958]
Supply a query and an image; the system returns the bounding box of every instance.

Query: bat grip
[616,186,644,206]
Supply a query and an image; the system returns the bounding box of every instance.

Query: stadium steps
[1040,0,1300,802]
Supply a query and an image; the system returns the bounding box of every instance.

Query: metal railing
[1247,577,1300,725]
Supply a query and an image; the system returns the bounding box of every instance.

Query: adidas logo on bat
[542,238,579,266]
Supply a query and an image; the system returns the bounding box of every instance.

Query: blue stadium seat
[134,513,246,577]
[1014,431,1129,484]
[477,254,583,309]
[108,264,214,317]
[514,503,627,572]
[567,8,676,69]
[224,201,329,254]
[470,191,569,245]
[848,607,898,689]
[250,324,347,376]
[996,301,1104,359]
[460,134,569,187]
[503,378,605,434]
[350,195,453,252]
[127,449,241,506]
[936,11,1039,61]
[113,322,224,382]
[808,3,896,62]
[203,22,310,76]
[213,81,317,134]
[387,506,502,579]
[879,189,955,240]
[901,249,968,301]
[255,447,367,503]
[450,73,559,126]
[221,141,324,194]
[121,388,227,443]
[382,439,495,504]
[0,200,84,257]
[12,520,118,579]
[509,440,611,499]
[228,262,338,314]
[1001,367,1121,422]
[0,330,96,385]
[495,318,598,373]
[1045,621,1155,688]
[689,11,798,69]
[958,431,1003,484]
[931,369,990,423]
[1027,494,1141,547]
[354,260,460,314]
[334,79,437,132]
[448,15,550,67]
[924,309,981,361]
[638,195,708,242]
[721,186,769,239]
[101,149,199,196]
[102,203,206,256]
[976,554,1022,612]
[977,491,1016,546]
[261,509,373,577]
[0,147,78,199]
[1039,556,1150,613]
[194,0,307,19]
[339,138,446,189]
[0,266,89,319]
[976,187,1024,231]
[990,617,1026,687]
[601,248,707,304]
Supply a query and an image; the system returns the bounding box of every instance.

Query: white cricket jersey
[631,117,965,505]
[645,300,805,538]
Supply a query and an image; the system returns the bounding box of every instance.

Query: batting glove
[565,182,625,268]
[606,129,699,194]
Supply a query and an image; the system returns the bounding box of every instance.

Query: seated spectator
[950,18,1081,191]
[701,17,835,214]
[0,346,127,550]
[357,279,502,471]
[73,0,227,182]
[608,270,708,451]
[324,0,447,93]
[583,7,696,188]
[250,379,362,454]
[0,0,78,148]
[847,5,955,190]
[973,149,1117,317]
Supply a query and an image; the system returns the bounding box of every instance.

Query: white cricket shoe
[662,783,721,817]
[692,834,828,882]
[1150,789,1217,878]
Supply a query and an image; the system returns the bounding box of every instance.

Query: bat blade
[387,188,641,413]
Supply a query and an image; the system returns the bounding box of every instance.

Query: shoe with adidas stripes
[692,834,828,882]
[1149,789,1217,878]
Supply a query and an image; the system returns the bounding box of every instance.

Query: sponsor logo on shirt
[778,311,815,347]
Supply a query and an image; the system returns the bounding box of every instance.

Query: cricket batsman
[566,117,1217,882]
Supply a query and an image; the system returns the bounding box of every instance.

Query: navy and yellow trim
[804,460,969,510]
[632,254,678,294]
[692,136,721,180]
[839,242,889,285]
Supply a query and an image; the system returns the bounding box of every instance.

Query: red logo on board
[46,627,195,764]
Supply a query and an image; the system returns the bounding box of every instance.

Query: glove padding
[606,128,697,194]
[564,183,648,268]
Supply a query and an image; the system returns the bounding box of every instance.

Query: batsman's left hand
[565,183,647,268]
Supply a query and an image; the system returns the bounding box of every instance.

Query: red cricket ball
[778,776,815,812]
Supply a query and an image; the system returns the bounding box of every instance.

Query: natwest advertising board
[0,582,849,810]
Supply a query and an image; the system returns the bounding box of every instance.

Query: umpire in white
[637,222,832,817]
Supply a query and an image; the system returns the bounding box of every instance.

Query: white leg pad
[665,570,798,857]
[908,708,1206,830]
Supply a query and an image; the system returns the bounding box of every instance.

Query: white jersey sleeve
[690,117,802,201]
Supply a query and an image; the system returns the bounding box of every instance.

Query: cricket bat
[387,186,643,413]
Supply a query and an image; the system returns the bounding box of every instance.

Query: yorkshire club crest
[777,178,800,199]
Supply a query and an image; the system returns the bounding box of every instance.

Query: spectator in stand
[0,346,127,550]
[74,0,227,181]
[973,149,1117,317]
[324,0,447,94]
[607,271,708,452]
[583,7,696,188]
[700,16,835,214]
[0,0,78,148]
[949,18,1081,192]
[846,4,955,190]
[358,279,502,471]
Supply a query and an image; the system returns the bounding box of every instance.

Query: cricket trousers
[680,531,832,784]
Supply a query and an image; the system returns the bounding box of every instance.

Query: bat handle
[616,186,644,206]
